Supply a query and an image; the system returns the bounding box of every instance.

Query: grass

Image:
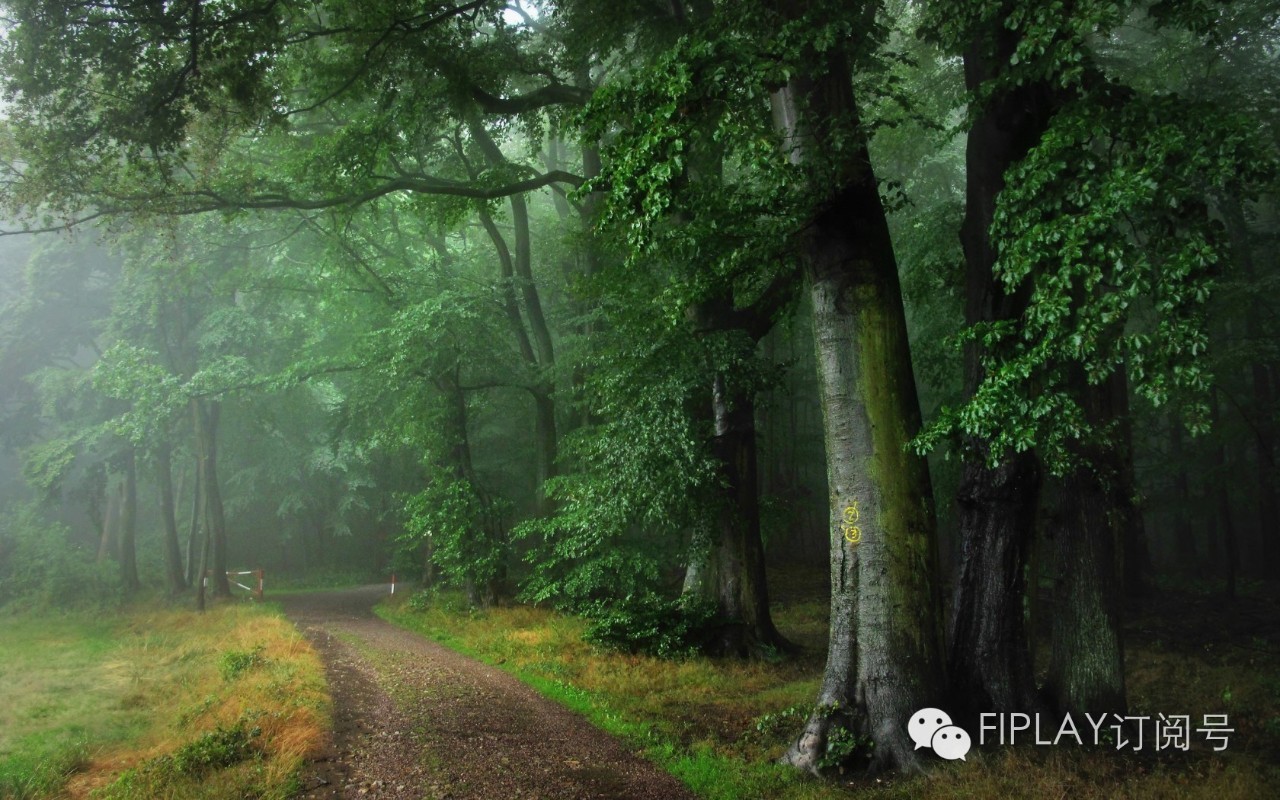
[0,600,328,800]
[378,567,1280,800]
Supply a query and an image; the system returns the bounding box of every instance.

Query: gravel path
[280,587,696,800]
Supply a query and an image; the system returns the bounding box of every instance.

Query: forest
[0,1,1277,798]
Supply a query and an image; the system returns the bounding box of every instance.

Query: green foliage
[402,477,508,599]
[748,702,876,771]
[917,92,1275,472]
[218,646,267,682]
[98,719,263,799]
[817,721,874,770]
[581,594,718,659]
[0,502,120,610]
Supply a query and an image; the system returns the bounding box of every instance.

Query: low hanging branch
[0,169,585,236]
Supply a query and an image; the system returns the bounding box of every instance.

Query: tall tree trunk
[531,387,558,516]
[119,448,140,593]
[1110,373,1149,598]
[950,452,1042,716]
[680,288,794,655]
[682,376,790,655]
[437,367,501,607]
[185,455,203,585]
[947,19,1060,719]
[773,44,944,773]
[192,398,230,598]
[1211,399,1239,599]
[1169,418,1197,569]
[1222,196,1279,576]
[97,478,119,563]
[156,441,186,595]
[195,504,213,613]
[471,121,559,507]
[1046,374,1126,717]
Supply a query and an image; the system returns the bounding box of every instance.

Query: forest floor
[365,569,1280,800]
[279,586,696,800]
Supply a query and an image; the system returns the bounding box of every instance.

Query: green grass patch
[0,602,328,800]
[0,615,149,799]
[378,570,1280,800]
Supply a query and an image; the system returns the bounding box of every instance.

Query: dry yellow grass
[50,602,328,800]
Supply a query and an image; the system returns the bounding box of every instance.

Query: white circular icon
[931,725,971,761]
[907,707,953,750]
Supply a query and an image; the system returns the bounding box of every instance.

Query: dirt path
[280,587,696,800]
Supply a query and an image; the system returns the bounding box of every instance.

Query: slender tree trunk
[1170,418,1197,569]
[119,448,140,593]
[773,44,944,773]
[185,455,203,585]
[192,398,230,598]
[156,441,186,595]
[195,505,213,612]
[471,121,559,506]
[531,388,558,516]
[97,478,119,563]
[1211,400,1239,598]
[1111,374,1149,598]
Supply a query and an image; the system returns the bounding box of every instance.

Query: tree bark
[97,478,119,563]
[1169,419,1197,569]
[1211,399,1239,598]
[119,448,140,593]
[682,375,791,655]
[192,398,231,598]
[773,43,944,773]
[1045,374,1126,717]
[185,454,203,586]
[947,17,1061,720]
[156,441,187,595]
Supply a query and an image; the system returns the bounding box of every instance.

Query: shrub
[582,594,718,659]
[0,503,120,611]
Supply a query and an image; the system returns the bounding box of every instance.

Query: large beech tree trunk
[948,21,1058,720]
[773,42,944,774]
[1045,372,1126,717]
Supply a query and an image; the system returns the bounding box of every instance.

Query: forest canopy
[0,0,1277,778]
